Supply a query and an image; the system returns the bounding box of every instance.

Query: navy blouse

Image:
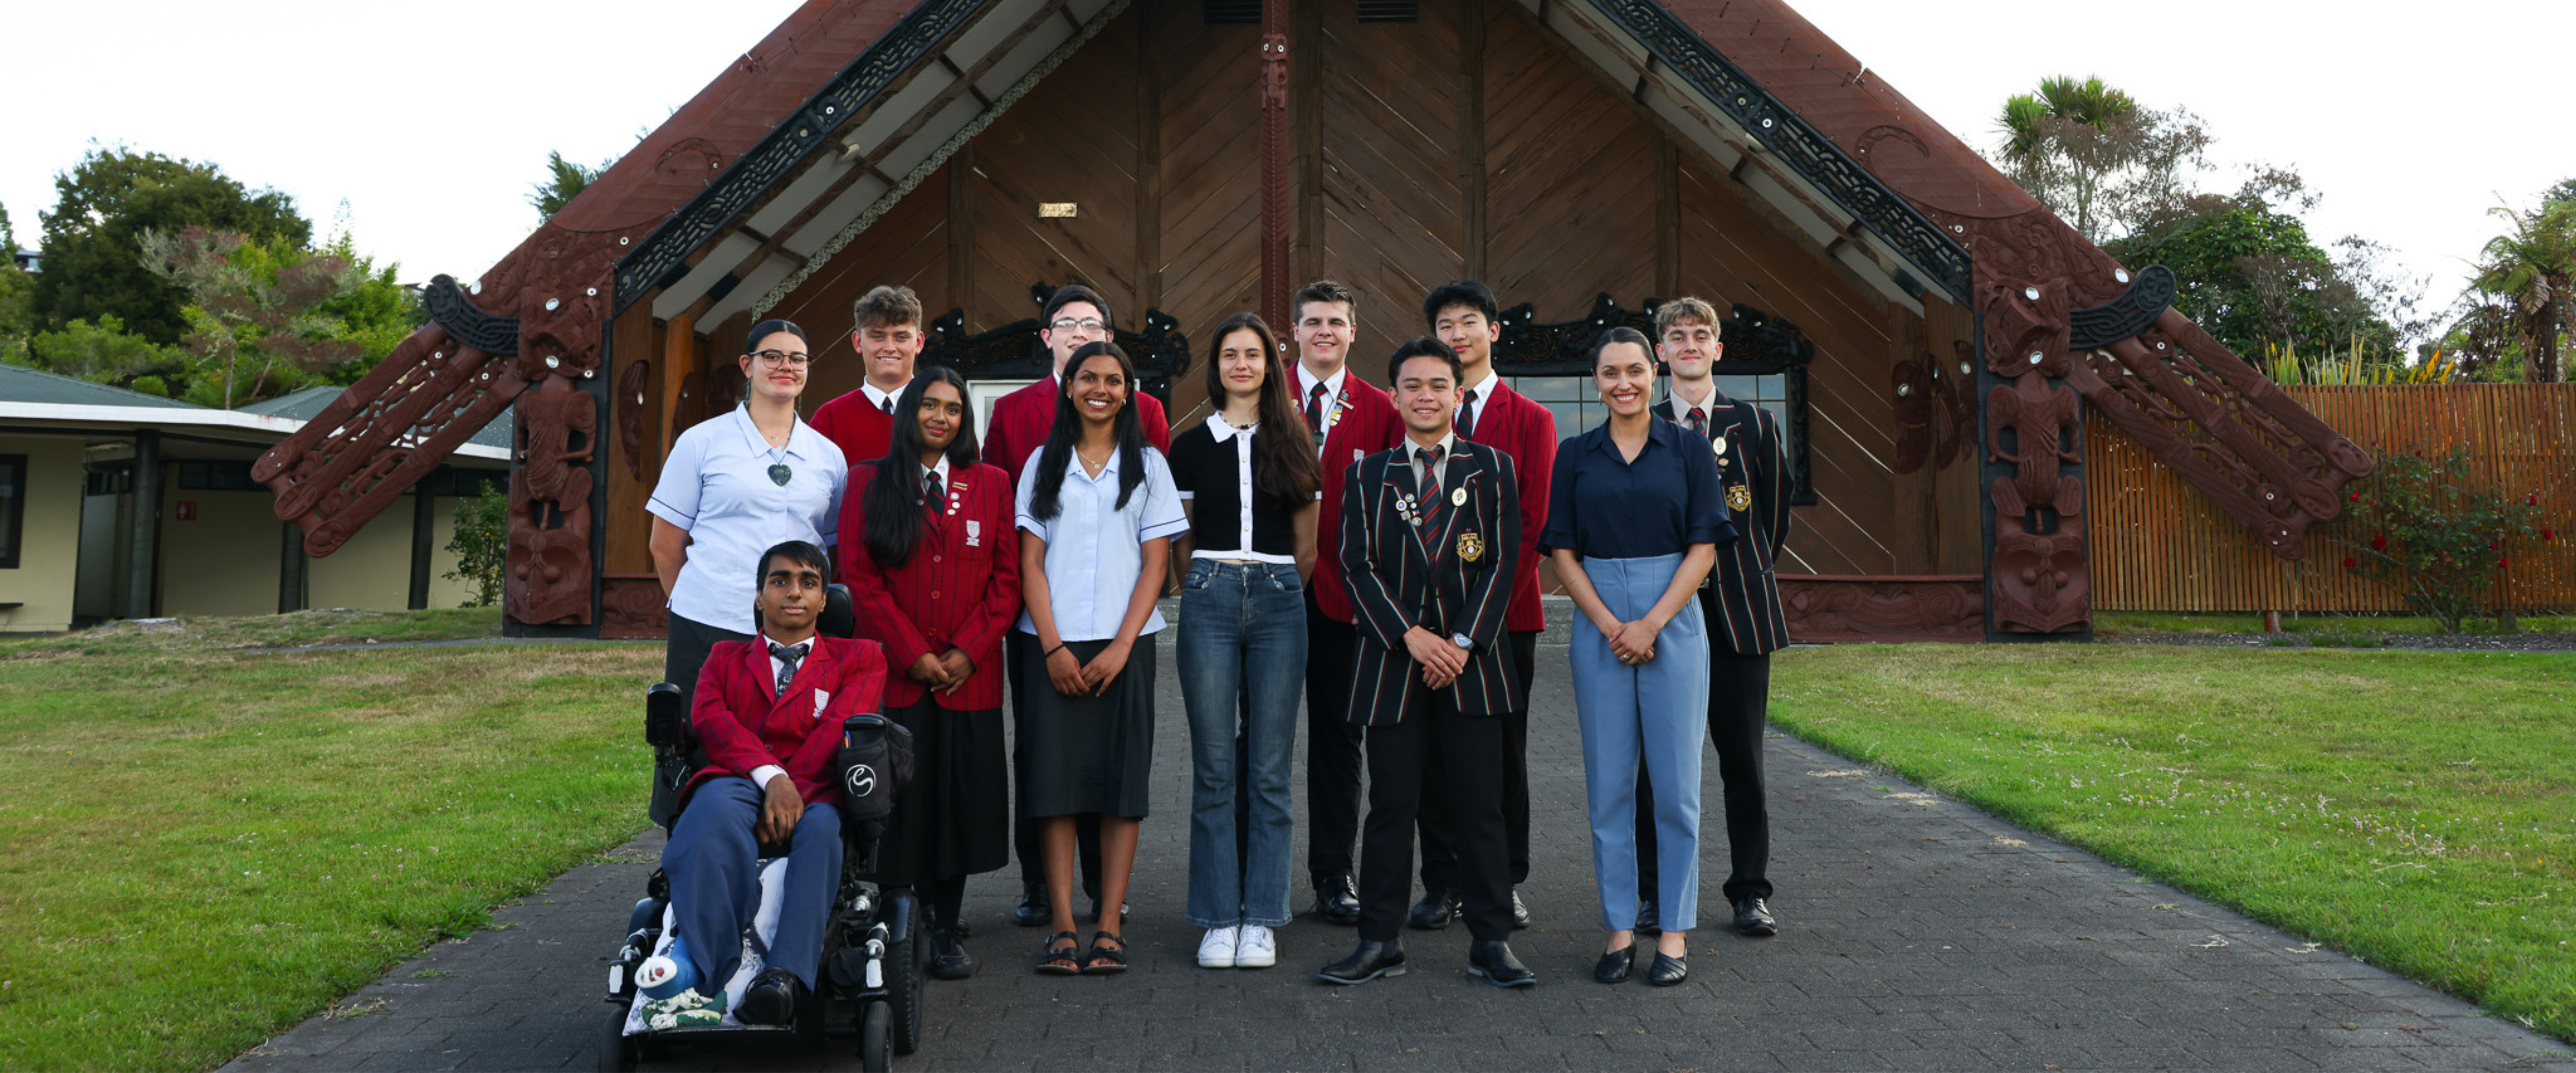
[1538,417,1736,559]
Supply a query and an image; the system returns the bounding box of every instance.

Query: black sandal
[1035,931,1080,976]
[1079,931,1128,975]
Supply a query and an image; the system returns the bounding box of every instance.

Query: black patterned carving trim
[423,274,519,355]
[613,0,995,308]
[919,304,1193,403]
[1583,0,1971,299]
[2068,264,2178,350]
[1492,293,1652,371]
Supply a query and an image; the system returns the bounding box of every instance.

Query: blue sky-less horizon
[3,0,2565,342]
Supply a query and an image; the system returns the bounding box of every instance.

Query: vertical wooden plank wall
[2087,384,2576,612]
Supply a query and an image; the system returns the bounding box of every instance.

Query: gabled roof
[0,362,201,409]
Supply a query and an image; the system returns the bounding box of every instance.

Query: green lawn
[0,617,656,1071]
[1771,643,2576,1043]
[2095,609,2576,637]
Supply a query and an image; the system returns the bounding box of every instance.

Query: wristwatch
[1450,632,1474,650]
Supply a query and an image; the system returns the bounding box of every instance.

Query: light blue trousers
[1569,552,1710,933]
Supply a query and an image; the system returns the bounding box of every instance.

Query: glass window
[0,454,25,570]
[1512,373,1794,457]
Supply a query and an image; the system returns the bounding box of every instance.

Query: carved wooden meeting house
[253,0,2372,643]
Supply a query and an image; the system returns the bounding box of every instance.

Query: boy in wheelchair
[645,539,888,1028]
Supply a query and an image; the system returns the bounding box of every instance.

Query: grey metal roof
[241,384,515,451]
[0,362,205,409]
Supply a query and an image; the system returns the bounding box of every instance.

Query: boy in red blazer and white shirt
[808,285,929,465]
[656,540,888,1028]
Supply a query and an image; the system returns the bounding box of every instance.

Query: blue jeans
[1176,560,1307,928]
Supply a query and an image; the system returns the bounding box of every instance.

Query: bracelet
[1045,643,1069,659]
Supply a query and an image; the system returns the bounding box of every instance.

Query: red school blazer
[687,635,888,808]
[1460,380,1558,632]
[981,376,1172,483]
[1311,375,1404,624]
[809,388,899,470]
[836,461,1022,710]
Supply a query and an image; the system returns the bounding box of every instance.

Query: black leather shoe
[950,914,972,940]
[928,926,976,980]
[1466,940,1536,988]
[1313,876,1362,925]
[1646,952,1689,986]
[1733,897,1778,936]
[1592,945,1634,984]
[1014,883,1049,928]
[733,966,806,1025]
[1406,889,1460,930]
[1636,899,1661,935]
[1510,889,1531,929]
[1316,940,1407,984]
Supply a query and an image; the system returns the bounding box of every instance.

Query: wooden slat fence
[2088,383,2576,612]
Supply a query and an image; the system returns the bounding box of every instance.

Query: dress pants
[655,613,753,827]
[1008,631,1103,899]
[1415,630,1536,893]
[665,776,843,990]
[1570,554,1708,933]
[1303,592,1367,889]
[1637,594,1773,905]
[1357,683,1514,943]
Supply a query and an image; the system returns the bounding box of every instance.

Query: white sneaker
[642,987,725,1030]
[1198,925,1240,968]
[1234,924,1276,969]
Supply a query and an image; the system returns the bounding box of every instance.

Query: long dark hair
[1029,341,1145,522]
[860,367,980,569]
[1201,312,1322,506]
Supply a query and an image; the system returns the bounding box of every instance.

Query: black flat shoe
[1510,890,1531,930]
[928,926,976,980]
[1467,940,1535,988]
[1635,899,1661,935]
[1035,931,1081,976]
[1014,884,1050,928]
[1733,897,1778,937]
[1646,952,1689,986]
[733,966,806,1025]
[1592,945,1634,984]
[1313,876,1362,925]
[1317,940,1407,985]
[1407,889,1460,930]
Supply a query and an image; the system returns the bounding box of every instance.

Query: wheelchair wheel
[597,1006,639,1072]
[856,1000,892,1073]
[886,917,926,1055]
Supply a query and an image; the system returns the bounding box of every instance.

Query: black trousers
[1303,593,1367,888]
[1358,684,1514,943]
[1638,622,1773,906]
[1007,631,1103,899]
[1416,630,1536,892]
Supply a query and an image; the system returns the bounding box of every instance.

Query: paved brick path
[228,640,2574,1072]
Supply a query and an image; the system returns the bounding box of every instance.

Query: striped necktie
[1414,446,1445,555]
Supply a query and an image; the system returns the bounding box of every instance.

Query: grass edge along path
[1767,643,2576,1045]
[0,637,660,1071]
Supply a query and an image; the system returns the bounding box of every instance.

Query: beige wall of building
[159,481,487,615]
[0,436,91,633]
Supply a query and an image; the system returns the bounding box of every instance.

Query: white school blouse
[1013,446,1188,641]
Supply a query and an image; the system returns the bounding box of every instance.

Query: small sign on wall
[176,501,197,521]
[1038,203,1077,218]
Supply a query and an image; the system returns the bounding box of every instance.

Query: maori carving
[1779,577,1984,642]
[919,290,1194,398]
[2068,265,2178,350]
[617,359,652,481]
[1492,293,1653,370]
[506,376,597,626]
[1991,521,2089,634]
[1986,373,2084,523]
[601,575,671,639]
[423,275,521,354]
[1890,341,1972,474]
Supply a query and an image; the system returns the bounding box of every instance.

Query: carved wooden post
[1259,0,1292,332]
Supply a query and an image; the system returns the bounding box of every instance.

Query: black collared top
[1538,416,1736,559]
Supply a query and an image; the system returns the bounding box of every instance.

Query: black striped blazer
[1653,395,1793,655]
[1336,440,1521,726]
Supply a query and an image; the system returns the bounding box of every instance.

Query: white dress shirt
[1457,368,1500,431]
[1014,446,1189,640]
[860,379,907,414]
[647,407,848,634]
[745,632,816,791]
[1666,384,1723,429]
[1295,363,1350,447]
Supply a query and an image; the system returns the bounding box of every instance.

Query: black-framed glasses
[751,350,813,369]
[1049,317,1109,333]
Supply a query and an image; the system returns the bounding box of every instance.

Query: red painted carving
[600,574,670,640]
[1257,12,1291,334]
[617,359,653,481]
[1890,342,1972,474]
[1991,518,2089,634]
[1780,575,1984,643]
[505,376,597,626]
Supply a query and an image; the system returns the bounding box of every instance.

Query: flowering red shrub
[2338,446,2544,634]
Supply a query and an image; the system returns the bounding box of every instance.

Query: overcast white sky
[5,0,2566,337]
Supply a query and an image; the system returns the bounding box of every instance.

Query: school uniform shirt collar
[1205,414,1258,442]
[921,456,951,490]
[731,405,823,461]
[1061,445,1123,483]
[1296,363,1346,401]
[860,379,908,413]
[1459,369,1504,426]
[1582,414,1680,460]
[1407,431,1460,472]
[1666,385,1726,428]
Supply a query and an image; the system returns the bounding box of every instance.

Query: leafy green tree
[2106,175,2408,361]
[530,150,616,220]
[1993,76,2208,244]
[0,203,31,365]
[139,226,364,408]
[33,147,308,345]
[444,483,510,607]
[26,315,183,387]
[2467,194,2574,384]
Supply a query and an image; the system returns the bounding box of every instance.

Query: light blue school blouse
[646,407,848,634]
[1013,446,1188,641]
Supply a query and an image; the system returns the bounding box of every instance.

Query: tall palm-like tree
[2470,197,2576,383]
[1995,76,2141,243]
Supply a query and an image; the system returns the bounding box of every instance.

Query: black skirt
[868,695,1011,887]
[1013,635,1158,820]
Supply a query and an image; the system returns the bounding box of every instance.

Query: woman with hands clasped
[1013,341,1188,977]
[837,367,1018,980]
[1538,327,1735,988]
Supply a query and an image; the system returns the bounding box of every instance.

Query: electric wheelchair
[598,585,930,1072]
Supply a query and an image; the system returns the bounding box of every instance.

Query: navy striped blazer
[1336,439,1520,726]
[1653,395,1793,654]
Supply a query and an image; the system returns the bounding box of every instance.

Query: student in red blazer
[659,540,888,1028]
[1288,281,1405,924]
[1411,280,1557,931]
[809,286,929,465]
[837,367,1019,979]
[979,284,1170,929]
[983,284,1173,483]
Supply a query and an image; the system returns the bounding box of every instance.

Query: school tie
[1306,382,1328,433]
[921,469,942,508]
[1414,446,1445,555]
[881,396,894,415]
[769,640,809,696]
[1455,389,1478,440]
[1685,405,1709,439]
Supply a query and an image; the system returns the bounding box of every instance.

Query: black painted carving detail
[1492,293,1654,371]
[2067,264,2178,350]
[613,0,994,307]
[423,275,520,355]
[1584,0,1971,298]
[920,296,1193,405]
